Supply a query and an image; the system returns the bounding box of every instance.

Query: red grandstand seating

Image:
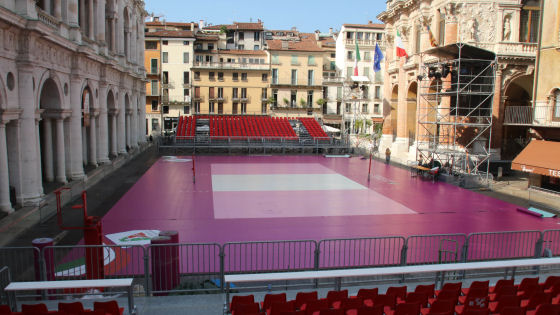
[304,299,328,315]
[488,295,520,313]
[386,286,408,303]
[460,288,489,305]
[489,280,514,294]
[298,118,329,140]
[292,291,318,310]
[353,305,384,315]
[526,303,560,315]
[420,299,454,315]
[521,292,552,310]
[270,301,295,315]
[414,284,435,299]
[261,293,287,314]
[373,294,397,314]
[499,306,525,315]
[517,284,542,300]
[21,303,55,314]
[462,281,490,296]
[455,295,489,315]
[325,290,348,308]
[235,302,260,315]
[406,292,429,307]
[93,301,123,315]
[428,289,460,306]
[540,275,560,290]
[58,302,89,314]
[339,297,363,311]
[516,278,539,293]
[354,288,378,306]
[231,295,255,314]
[0,305,12,315]
[318,309,343,315]
[489,285,517,302]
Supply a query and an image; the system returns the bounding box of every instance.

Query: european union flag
[374,43,384,73]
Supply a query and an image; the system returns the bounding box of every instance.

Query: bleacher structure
[417,43,497,184]
[160,114,347,153]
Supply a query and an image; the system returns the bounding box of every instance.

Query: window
[291,55,299,65]
[194,102,200,113]
[438,15,445,46]
[363,51,371,61]
[218,87,224,98]
[162,40,168,45]
[330,61,336,70]
[291,69,298,85]
[374,103,380,114]
[162,52,168,63]
[357,32,363,40]
[152,118,159,131]
[232,102,238,114]
[307,91,313,107]
[183,52,189,63]
[262,73,268,82]
[308,55,316,66]
[261,102,267,114]
[375,86,381,99]
[209,102,215,113]
[218,72,224,81]
[362,85,369,99]
[163,105,169,114]
[184,106,190,114]
[347,51,353,61]
[239,32,244,40]
[151,80,158,96]
[290,90,297,107]
[205,55,213,62]
[194,72,200,80]
[337,87,342,99]
[347,67,353,78]
[362,103,368,113]
[183,41,189,45]
[254,32,260,41]
[233,72,239,81]
[376,33,383,41]
[375,71,383,83]
[151,100,158,111]
[271,54,280,64]
[254,45,260,50]
[150,59,158,74]
[272,89,278,106]
[337,102,341,115]
[209,87,215,99]
[241,103,247,114]
[183,72,189,84]
[208,43,214,50]
[237,45,244,50]
[308,70,314,86]
[241,88,247,99]
[162,71,169,84]
[183,88,189,101]
[345,103,351,113]
[241,73,248,81]
[272,69,278,84]
[232,88,239,99]
[365,32,370,40]
[194,87,200,98]
[218,102,223,114]
[262,88,267,99]
[554,90,560,120]
[145,42,157,50]
[209,72,215,80]
[520,3,540,43]
[346,32,354,39]
[363,67,369,78]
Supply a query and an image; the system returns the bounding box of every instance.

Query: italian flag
[353,42,361,76]
[396,30,408,58]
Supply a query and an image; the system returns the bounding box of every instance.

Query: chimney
[329,28,333,35]
[190,22,195,32]
[199,19,205,29]
[368,20,373,24]
[315,31,320,41]
[154,16,159,22]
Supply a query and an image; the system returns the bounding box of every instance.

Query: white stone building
[0,0,146,213]
[334,22,385,134]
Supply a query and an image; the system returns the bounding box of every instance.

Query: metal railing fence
[2,230,560,295]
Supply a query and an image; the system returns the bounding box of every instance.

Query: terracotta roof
[220,50,267,56]
[204,22,264,31]
[146,21,197,28]
[195,34,219,40]
[266,39,323,52]
[343,23,385,30]
[145,30,195,38]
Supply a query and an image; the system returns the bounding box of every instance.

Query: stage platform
[101,155,560,244]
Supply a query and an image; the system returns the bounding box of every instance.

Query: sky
[144,0,387,33]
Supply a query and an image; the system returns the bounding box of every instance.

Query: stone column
[79,0,86,30]
[17,66,42,205]
[42,118,54,182]
[96,0,106,44]
[110,112,118,156]
[117,4,124,55]
[67,0,79,26]
[125,112,131,149]
[55,118,67,183]
[88,0,94,40]
[53,0,62,19]
[0,122,13,213]
[89,114,97,166]
[44,0,52,14]
[69,77,85,180]
[97,84,110,163]
[491,68,504,155]
[139,92,146,143]
[118,93,126,154]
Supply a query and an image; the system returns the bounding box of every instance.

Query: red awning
[511,140,560,178]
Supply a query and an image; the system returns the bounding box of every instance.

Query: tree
[300,98,306,107]
[219,25,228,34]
[316,98,326,106]
[283,97,289,107]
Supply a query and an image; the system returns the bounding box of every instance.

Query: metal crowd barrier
[2,230,560,295]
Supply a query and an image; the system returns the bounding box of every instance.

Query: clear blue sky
[144,0,386,33]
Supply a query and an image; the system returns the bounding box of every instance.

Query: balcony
[322,76,344,84]
[36,7,60,30]
[475,42,537,57]
[162,83,174,89]
[192,61,270,71]
[345,39,383,47]
[503,106,560,127]
[209,96,229,102]
[147,91,159,97]
[193,95,204,102]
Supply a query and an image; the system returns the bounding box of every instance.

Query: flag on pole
[427,25,438,47]
[353,42,361,76]
[396,30,408,58]
[373,43,384,72]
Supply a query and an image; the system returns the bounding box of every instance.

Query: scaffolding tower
[417,43,497,182]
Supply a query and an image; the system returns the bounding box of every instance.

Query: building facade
[267,34,324,117]
[205,21,265,51]
[378,0,540,161]
[334,23,385,134]
[0,0,146,213]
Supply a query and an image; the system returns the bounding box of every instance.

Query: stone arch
[81,84,97,167]
[36,71,65,110]
[106,88,117,157]
[501,74,533,159]
[38,75,67,185]
[407,81,418,144]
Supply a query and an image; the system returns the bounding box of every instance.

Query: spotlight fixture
[417,74,425,81]
[428,67,437,78]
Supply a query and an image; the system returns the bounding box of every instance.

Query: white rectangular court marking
[212,174,368,192]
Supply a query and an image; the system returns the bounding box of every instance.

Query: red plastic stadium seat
[354,288,378,307]
[500,306,526,315]
[489,279,514,294]
[58,302,88,314]
[93,301,123,315]
[406,292,428,307]
[326,290,348,308]
[414,284,435,299]
[235,302,260,315]
[489,285,517,302]
[318,309,343,315]
[521,292,551,310]
[231,295,255,314]
[421,299,454,315]
[292,291,318,310]
[540,275,560,290]
[517,284,542,300]
[488,295,520,314]
[526,303,560,315]
[22,303,55,315]
[262,293,287,312]
[459,288,489,305]
[428,290,460,306]
[346,305,384,315]
[304,299,328,315]
[455,295,489,315]
[270,301,295,315]
[373,294,397,314]
[0,305,13,315]
[386,286,408,303]
[516,278,539,293]
[462,281,490,296]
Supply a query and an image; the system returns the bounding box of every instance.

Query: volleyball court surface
[101,155,560,244]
